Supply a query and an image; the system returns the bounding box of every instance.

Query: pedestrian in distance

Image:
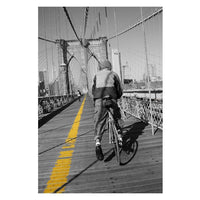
[77,90,81,101]
[92,59,123,161]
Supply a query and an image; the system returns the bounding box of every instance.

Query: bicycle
[104,97,122,165]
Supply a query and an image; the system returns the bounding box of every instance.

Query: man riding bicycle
[92,59,123,161]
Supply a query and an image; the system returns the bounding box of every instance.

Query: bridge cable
[43,8,50,93]
[50,16,55,85]
[113,8,122,81]
[63,7,102,66]
[63,7,82,43]
[107,8,162,40]
[62,7,96,64]
[57,8,62,39]
[140,7,154,135]
[105,7,110,59]
[54,7,61,90]
[38,36,56,44]
[38,36,82,67]
[83,7,89,39]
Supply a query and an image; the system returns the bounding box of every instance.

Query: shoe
[95,139,101,146]
[95,145,104,161]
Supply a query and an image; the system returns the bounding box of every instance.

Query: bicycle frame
[107,109,116,143]
[107,107,121,164]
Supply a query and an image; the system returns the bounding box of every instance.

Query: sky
[38,7,162,86]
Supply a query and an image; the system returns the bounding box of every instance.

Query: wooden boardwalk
[38,95,162,193]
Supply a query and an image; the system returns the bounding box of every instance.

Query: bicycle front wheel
[112,123,121,165]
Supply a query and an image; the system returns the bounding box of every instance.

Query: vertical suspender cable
[51,41,54,94]
[57,8,61,39]
[55,8,61,95]
[98,10,102,37]
[94,8,96,39]
[157,10,162,81]
[114,8,123,82]
[105,7,109,60]
[51,8,55,90]
[140,7,154,135]
[83,7,89,40]
[114,8,119,53]
[94,7,97,38]
[43,8,50,96]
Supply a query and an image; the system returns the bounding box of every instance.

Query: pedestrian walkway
[38,94,162,193]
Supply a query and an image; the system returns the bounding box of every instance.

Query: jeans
[94,98,121,142]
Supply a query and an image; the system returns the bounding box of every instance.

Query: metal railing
[38,94,77,118]
[120,91,163,130]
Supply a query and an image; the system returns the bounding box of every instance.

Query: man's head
[99,60,112,70]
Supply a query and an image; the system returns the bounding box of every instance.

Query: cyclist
[92,59,123,161]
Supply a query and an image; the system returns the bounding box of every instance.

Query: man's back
[92,59,123,161]
[92,68,122,100]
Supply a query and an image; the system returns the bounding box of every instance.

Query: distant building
[39,71,44,82]
[39,71,48,86]
[111,49,122,81]
[38,71,49,96]
[38,81,46,96]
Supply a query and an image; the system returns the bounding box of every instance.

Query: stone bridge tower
[64,37,108,95]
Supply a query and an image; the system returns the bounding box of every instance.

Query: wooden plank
[38,95,162,193]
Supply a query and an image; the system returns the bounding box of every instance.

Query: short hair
[99,60,112,70]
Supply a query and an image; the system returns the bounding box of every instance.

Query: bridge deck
[38,95,162,193]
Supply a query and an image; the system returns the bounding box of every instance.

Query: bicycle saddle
[103,95,113,108]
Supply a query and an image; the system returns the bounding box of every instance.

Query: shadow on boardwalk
[104,121,148,165]
[120,121,148,165]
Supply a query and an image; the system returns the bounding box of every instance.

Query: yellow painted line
[43,96,86,193]
[59,150,73,158]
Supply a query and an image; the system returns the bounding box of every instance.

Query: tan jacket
[92,69,123,100]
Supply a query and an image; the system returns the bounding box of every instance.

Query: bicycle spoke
[120,139,138,165]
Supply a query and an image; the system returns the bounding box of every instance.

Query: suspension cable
[108,8,162,40]
[43,8,50,93]
[113,8,122,81]
[63,7,101,65]
[39,36,82,65]
[38,36,56,44]
[83,7,89,39]
[63,7,82,43]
